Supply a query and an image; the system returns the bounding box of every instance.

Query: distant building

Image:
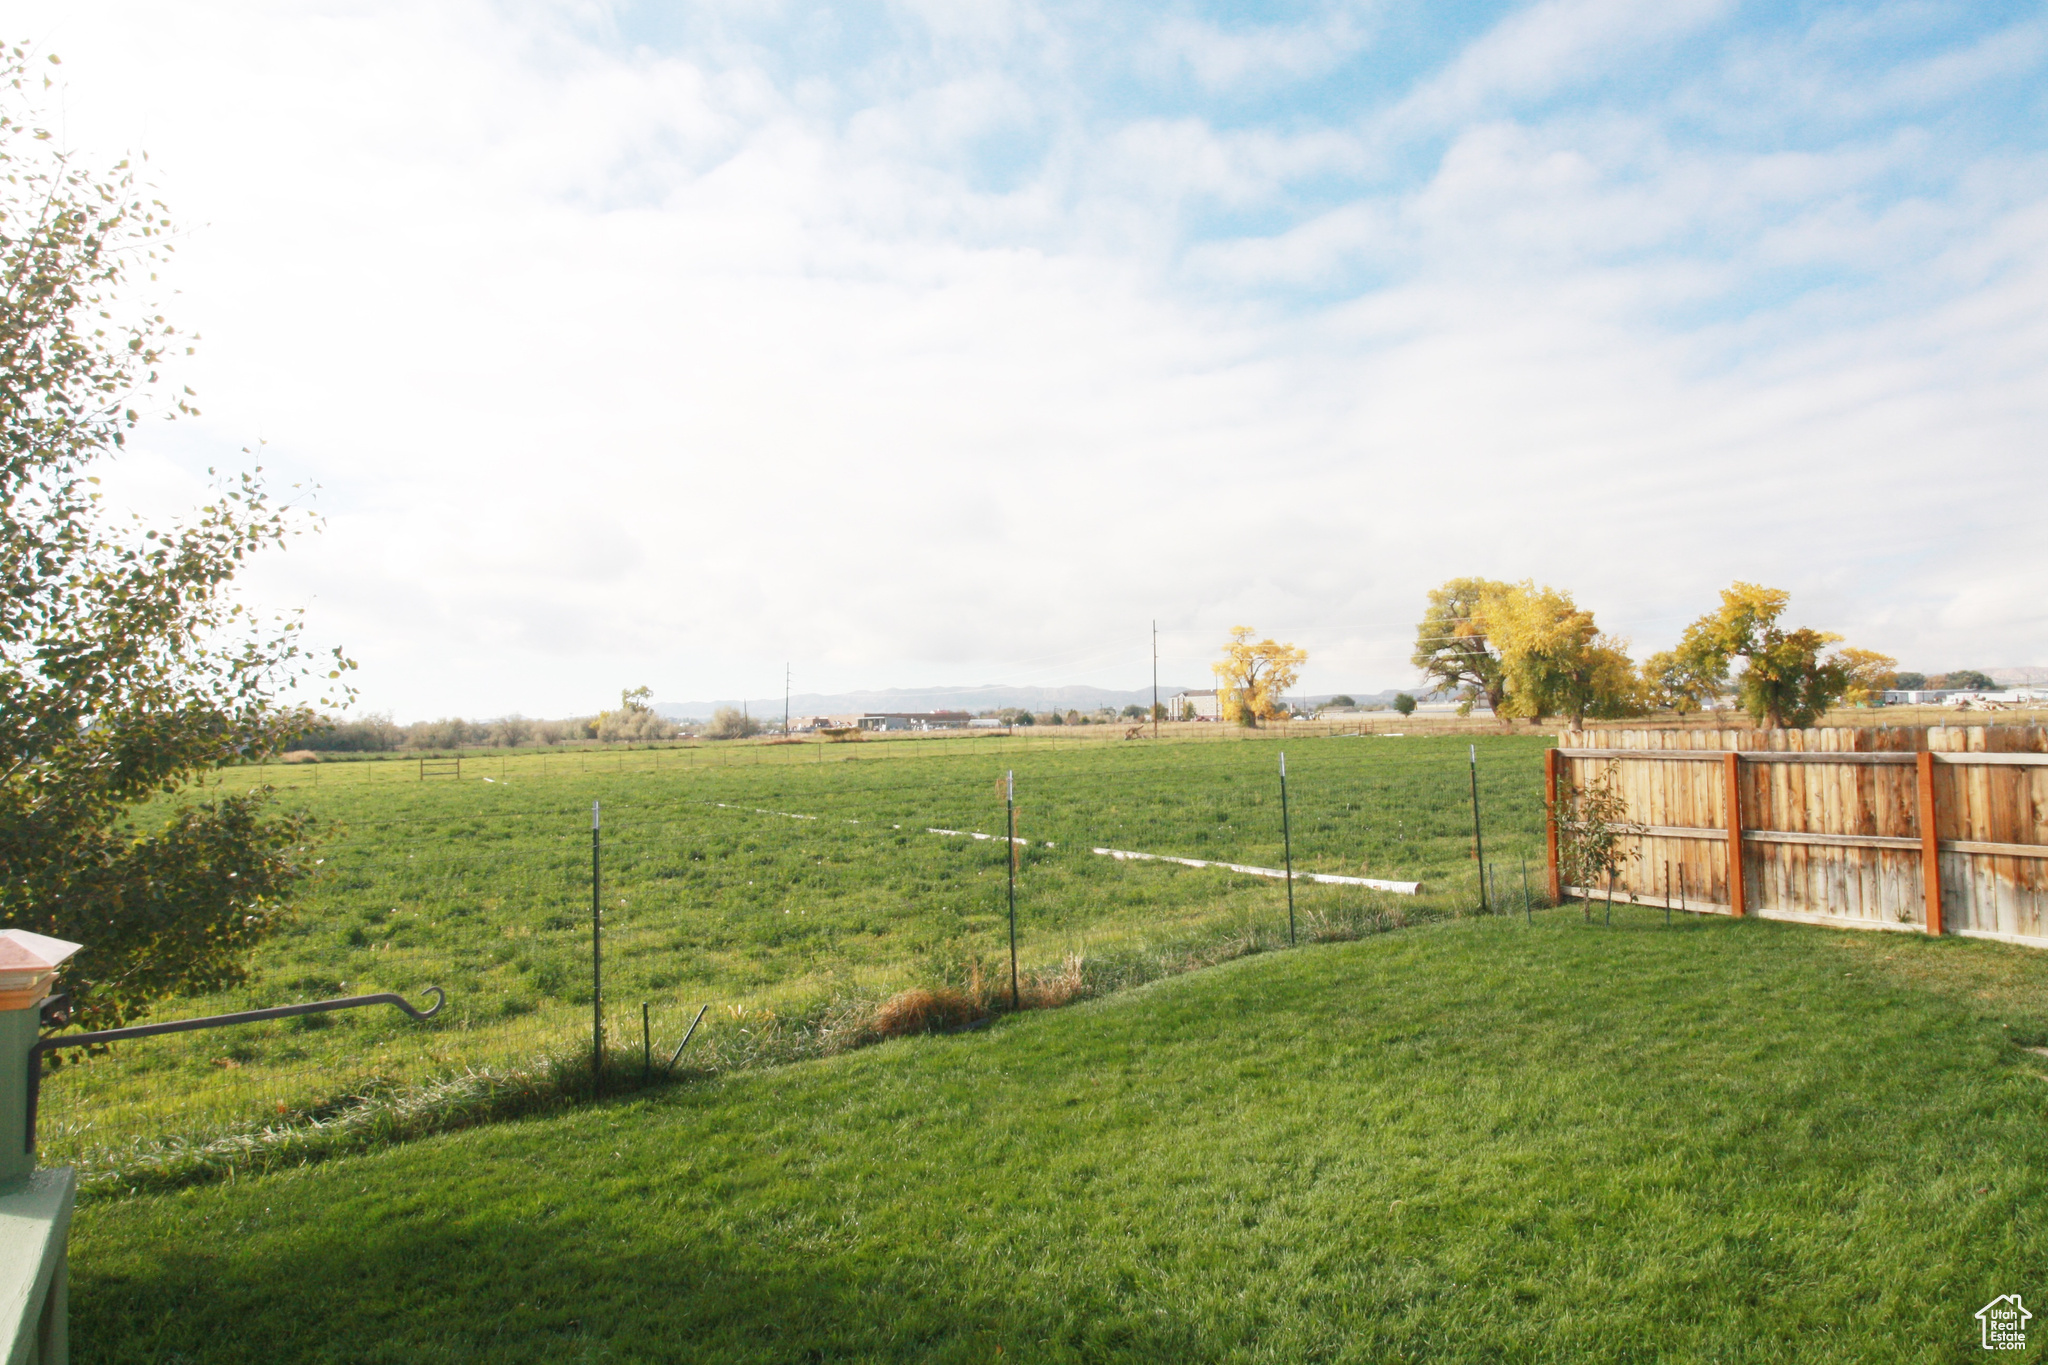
[1946,690,2047,708]
[1166,689,1315,720]
[795,711,973,732]
[1878,689,2047,708]
[894,710,970,730]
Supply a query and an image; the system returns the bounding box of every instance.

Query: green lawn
[42,734,1548,1167]
[72,906,2048,1363]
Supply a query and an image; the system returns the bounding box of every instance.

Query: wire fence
[51,714,1996,1177]
[40,730,1550,1180]
[246,706,2048,795]
[237,715,1552,790]
[33,988,728,1175]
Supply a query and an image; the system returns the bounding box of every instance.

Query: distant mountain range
[640,668,2048,722]
[653,684,1412,720]
[643,669,2048,722]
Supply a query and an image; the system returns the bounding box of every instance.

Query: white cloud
[1389,0,1732,131]
[12,0,2048,716]
[1145,8,1376,92]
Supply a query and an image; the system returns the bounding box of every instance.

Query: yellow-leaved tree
[1411,577,1512,716]
[1640,648,1726,714]
[1213,627,1306,728]
[1673,582,1886,728]
[1836,647,1900,707]
[1482,581,1644,730]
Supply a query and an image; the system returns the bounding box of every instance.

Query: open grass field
[71,905,2048,1363]
[42,733,1552,1169]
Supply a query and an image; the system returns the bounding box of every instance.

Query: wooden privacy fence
[1546,726,2048,947]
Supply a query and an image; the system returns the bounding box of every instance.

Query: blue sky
[20,0,2048,716]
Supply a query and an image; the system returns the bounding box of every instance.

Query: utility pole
[784,663,790,735]
[591,800,603,1082]
[1152,620,1159,738]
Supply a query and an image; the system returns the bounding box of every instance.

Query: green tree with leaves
[1935,669,1995,692]
[0,48,349,1030]
[1641,648,1724,715]
[1554,762,1645,913]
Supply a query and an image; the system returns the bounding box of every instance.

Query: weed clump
[869,987,983,1037]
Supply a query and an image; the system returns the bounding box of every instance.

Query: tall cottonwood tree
[1482,581,1643,730]
[1641,648,1725,714]
[0,48,349,1029]
[1411,577,1510,715]
[1836,647,1900,708]
[1673,583,1861,729]
[1213,627,1306,727]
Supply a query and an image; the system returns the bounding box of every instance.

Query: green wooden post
[0,1006,35,1185]
[1,929,81,1364]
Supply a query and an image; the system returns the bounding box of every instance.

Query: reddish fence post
[1918,750,1943,935]
[1723,752,1746,917]
[1545,747,1562,902]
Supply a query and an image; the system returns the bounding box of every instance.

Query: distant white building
[1879,689,2048,707]
[1168,689,1315,720]
[807,711,973,731]
[1412,701,1494,715]
[1945,690,2048,708]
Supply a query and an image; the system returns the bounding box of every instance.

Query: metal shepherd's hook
[25,986,448,1155]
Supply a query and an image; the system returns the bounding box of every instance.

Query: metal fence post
[1280,751,1295,946]
[1469,744,1487,912]
[1007,771,1019,1011]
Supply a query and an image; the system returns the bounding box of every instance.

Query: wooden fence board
[1555,725,2048,946]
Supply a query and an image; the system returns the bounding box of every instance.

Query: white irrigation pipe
[710,802,1408,891]
[927,827,1048,847]
[712,802,859,825]
[1091,846,1420,895]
